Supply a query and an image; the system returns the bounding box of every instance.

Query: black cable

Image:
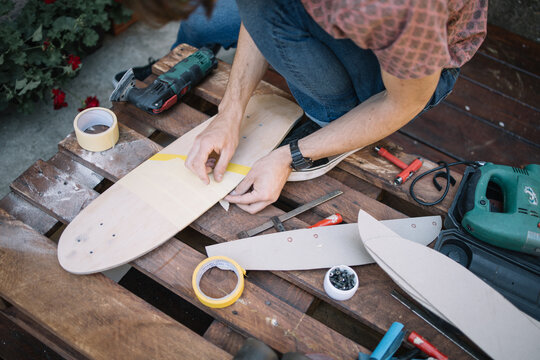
[409,160,480,206]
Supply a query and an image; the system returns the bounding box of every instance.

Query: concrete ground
[0,21,178,199]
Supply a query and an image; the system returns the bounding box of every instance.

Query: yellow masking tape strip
[150,153,251,175]
[73,107,119,152]
[192,256,246,308]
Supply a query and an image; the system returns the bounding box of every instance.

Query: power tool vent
[512,167,529,175]
[518,208,528,215]
[530,210,539,218]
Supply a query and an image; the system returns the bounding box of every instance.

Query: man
[128,0,487,214]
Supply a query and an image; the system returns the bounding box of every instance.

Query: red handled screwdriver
[374,146,423,185]
[308,213,343,228]
[407,331,448,360]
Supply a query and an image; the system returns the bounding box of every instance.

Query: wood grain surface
[0,209,231,360]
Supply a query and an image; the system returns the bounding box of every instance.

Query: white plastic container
[323,265,359,301]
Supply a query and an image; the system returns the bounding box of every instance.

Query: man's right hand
[185,110,242,184]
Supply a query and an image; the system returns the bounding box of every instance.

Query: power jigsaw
[457,162,540,255]
[435,162,540,320]
[110,47,217,114]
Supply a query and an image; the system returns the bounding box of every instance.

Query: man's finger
[236,201,269,215]
[213,148,233,182]
[228,176,254,197]
[186,142,211,184]
[224,189,262,205]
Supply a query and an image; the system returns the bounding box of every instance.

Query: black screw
[480,200,486,206]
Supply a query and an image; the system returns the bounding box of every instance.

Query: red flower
[42,40,50,51]
[44,0,56,4]
[51,88,67,110]
[67,54,81,70]
[78,96,100,112]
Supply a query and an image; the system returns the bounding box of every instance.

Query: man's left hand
[225,147,291,214]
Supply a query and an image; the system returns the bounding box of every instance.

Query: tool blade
[109,68,135,102]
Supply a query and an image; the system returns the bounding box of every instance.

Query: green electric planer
[456,162,540,255]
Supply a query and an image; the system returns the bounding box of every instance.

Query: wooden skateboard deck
[58,95,303,274]
[205,216,441,270]
[358,210,540,359]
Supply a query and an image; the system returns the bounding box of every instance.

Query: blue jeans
[171,0,241,50]
[236,0,459,124]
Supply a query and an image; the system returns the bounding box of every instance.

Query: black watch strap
[289,139,313,170]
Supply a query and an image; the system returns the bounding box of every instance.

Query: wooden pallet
[1,24,538,359]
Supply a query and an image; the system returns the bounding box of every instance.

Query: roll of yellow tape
[192,256,246,308]
[74,107,119,152]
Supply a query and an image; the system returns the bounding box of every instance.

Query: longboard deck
[205,216,441,270]
[58,95,303,274]
[358,210,540,359]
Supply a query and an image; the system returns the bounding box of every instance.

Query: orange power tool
[374,146,423,185]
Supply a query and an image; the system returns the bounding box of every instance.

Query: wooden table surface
[0,24,538,359]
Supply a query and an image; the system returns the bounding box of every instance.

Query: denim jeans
[171,0,241,50]
[236,0,460,124]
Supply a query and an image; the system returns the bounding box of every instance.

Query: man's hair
[124,0,215,25]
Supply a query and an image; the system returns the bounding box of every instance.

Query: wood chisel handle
[407,331,448,360]
[308,213,343,228]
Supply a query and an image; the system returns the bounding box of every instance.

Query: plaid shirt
[302,0,488,79]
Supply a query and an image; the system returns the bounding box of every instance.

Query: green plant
[0,0,132,113]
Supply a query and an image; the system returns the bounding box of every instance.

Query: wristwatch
[289,139,313,170]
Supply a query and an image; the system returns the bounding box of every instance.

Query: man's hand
[225,146,292,214]
[185,111,242,184]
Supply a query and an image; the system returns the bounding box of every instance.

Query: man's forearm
[219,23,269,119]
[297,69,441,161]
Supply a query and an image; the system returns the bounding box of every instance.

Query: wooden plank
[338,143,459,216]
[281,175,405,225]
[203,321,246,355]
[0,209,231,360]
[0,310,67,360]
[58,123,162,182]
[48,152,104,189]
[114,100,210,139]
[134,238,367,358]
[403,103,540,166]
[445,78,540,144]
[112,102,157,138]
[10,160,98,224]
[459,52,539,109]
[153,43,293,105]
[118,100,211,139]
[1,307,85,360]
[12,159,362,357]
[0,192,58,235]
[191,201,468,358]
[478,24,540,76]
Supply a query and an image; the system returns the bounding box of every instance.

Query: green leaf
[17,79,41,96]
[0,0,14,18]
[0,54,3,66]
[82,28,99,47]
[31,25,43,42]
[15,78,27,90]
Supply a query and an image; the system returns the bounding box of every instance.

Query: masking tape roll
[74,107,119,152]
[192,256,246,308]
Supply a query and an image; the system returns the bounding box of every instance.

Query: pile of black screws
[329,268,356,290]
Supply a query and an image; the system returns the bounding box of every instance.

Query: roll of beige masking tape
[74,107,119,152]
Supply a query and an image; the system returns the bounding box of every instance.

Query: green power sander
[110,48,217,114]
[456,162,540,255]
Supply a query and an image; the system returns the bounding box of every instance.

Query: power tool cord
[409,160,481,206]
